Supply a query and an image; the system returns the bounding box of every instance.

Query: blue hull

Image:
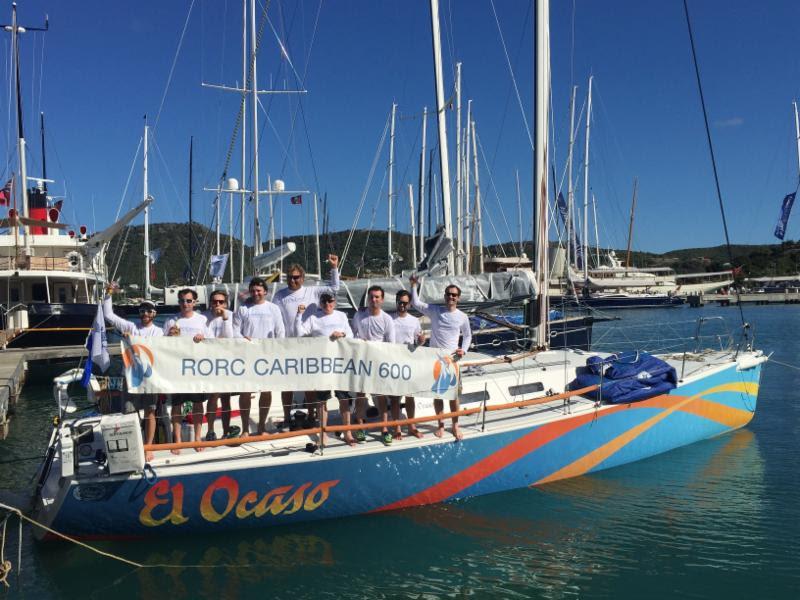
[47,361,761,538]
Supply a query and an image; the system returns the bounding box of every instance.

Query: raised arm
[102,294,136,335]
[410,280,431,315]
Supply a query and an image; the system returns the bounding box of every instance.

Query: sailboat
[28,0,766,539]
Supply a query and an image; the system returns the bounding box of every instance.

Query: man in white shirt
[390,289,426,439]
[352,285,396,445]
[409,276,472,440]
[164,289,209,452]
[232,277,286,435]
[195,290,238,441]
[295,293,357,446]
[102,286,163,461]
[273,255,340,425]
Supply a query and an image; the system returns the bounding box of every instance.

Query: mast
[408,183,417,268]
[418,106,427,260]
[143,123,150,298]
[794,101,800,180]
[625,178,638,268]
[582,75,593,284]
[471,120,483,274]
[515,169,522,257]
[313,192,321,275]
[250,0,261,260]
[464,100,472,259]
[454,62,462,274]
[189,136,194,283]
[240,0,247,282]
[567,85,577,277]
[388,102,396,276]
[39,113,47,192]
[429,0,454,273]
[533,0,550,349]
[592,193,600,267]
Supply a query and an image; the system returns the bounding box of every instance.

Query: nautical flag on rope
[556,191,584,270]
[290,195,302,205]
[774,192,796,240]
[148,248,162,264]
[0,178,12,206]
[82,302,110,387]
[209,253,229,279]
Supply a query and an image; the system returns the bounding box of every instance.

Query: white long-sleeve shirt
[392,313,422,345]
[233,301,285,339]
[410,286,472,352]
[295,310,353,339]
[352,308,395,342]
[102,295,163,337]
[163,313,208,338]
[203,309,236,338]
[272,268,340,336]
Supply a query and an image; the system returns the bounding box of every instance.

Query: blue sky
[2,0,799,258]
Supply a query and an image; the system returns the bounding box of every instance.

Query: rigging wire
[153,0,196,133]
[682,0,747,333]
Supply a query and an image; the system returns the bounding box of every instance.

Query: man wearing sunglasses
[273,254,340,425]
[164,289,209,452]
[102,284,163,461]
[352,285,396,445]
[233,277,285,436]
[409,275,472,440]
[390,289,426,439]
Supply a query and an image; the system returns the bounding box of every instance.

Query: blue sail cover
[569,351,678,404]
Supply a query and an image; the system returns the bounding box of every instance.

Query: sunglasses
[178,298,195,304]
[397,300,409,306]
[211,299,226,305]
[321,299,335,304]
[445,292,460,298]
[289,275,303,280]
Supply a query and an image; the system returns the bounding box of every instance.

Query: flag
[290,195,302,205]
[774,192,795,240]
[209,253,229,279]
[148,248,162,264]
[82,302,109,387]
[556,192,584,270]
[0,178,11,206]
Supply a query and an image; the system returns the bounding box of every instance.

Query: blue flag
[209,253,229,280]
[556,192,583,270]
[774,192,796,240]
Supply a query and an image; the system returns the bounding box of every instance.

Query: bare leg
[376,395,389,434]
[281,391,293,422]
[192,400,205,451]
[355,393,368,425]
[257,391,272,434]
[450,399,463,441]
[239,392,252,435]
[220,394,232,434]
[391,396,402,438]
[170,402,182,455]
[206,394,219,438]
[143,407,156,462]
[340,399,355,446]
[304,391,318,421]
[406,396,423,438]
[434,398,445,438]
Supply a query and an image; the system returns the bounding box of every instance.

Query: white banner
[122,337,460,400]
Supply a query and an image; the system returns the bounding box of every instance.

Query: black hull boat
[2,303,95,348]
[553,293,685,310]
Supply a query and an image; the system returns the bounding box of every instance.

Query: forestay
[122,337,460,399]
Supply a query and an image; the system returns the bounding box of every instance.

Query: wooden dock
[0,345,121,439]
[688,291,800,307]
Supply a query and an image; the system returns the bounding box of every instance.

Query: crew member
[409,276,472,440]
[391,289,426,439]
[352,285,395,445]
[233,277,286,435]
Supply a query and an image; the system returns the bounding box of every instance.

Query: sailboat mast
[429,0,454,274]
[567,85,577,278]
[388,102,396,276]
[418,106,427,260]
[313,192,321,275]
[471,120,483,274]
[515,169,522,257]
[240,0,247,282]
[625,178,638,269]
[250,0,261,260]
[533,0,550,349]
[189,136,194,283]
[582,75,593,285]
[454,63,462,274]
[408,184,417,268]
[794,101,800,179]
[143,123,150,299]
[39,113,47,192]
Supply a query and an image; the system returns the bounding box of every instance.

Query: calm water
[1,305,798,599]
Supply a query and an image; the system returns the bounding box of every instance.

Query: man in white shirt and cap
[103,285,163,461]
[272,255,340,426]
[409,275,472,440]
[232,277,286,435]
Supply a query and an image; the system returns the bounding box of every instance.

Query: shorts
[125,393,158,413]
[170,393,205,406]
[316,390,353,403]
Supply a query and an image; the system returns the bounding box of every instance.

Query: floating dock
[687,291,800,307]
